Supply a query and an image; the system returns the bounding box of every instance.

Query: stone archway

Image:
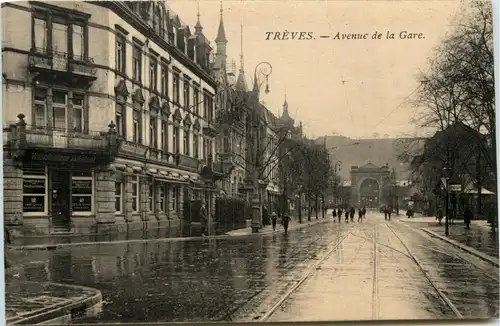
[359,178,380,208]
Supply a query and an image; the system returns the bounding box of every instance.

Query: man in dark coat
[464,207,472,229]
[200,201,208,236]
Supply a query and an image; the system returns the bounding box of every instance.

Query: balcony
[202,120,218,137]
[178,154,200,171]
[6,114,119,166]
[118,140,148,157]
[28,48,97,86]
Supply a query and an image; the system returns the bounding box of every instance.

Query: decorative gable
[173,108,182,121]
[149,96,160,111]
[193,119,201,131]
[114,79,129,98]
[132,89,145,105]
[161,101,171,116]
[183,114,192,126]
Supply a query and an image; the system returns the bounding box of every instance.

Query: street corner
[5,281,102,325]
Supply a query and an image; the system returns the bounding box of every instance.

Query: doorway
[50,169,71,232]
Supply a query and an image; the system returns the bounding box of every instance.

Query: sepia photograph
[1,0,498,324]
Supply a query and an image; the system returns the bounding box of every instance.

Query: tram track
[384,222,464,319]
[257,229,353,322]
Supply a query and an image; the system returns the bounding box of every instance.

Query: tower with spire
[235,25,248,92]
[215,1,227,62]
[279,94,294,128]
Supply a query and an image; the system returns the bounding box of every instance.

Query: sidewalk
[400,216,499,262]
[226,213,331,236]
[5,280,102,325]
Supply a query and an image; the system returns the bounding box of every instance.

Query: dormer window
[154,8,161,34]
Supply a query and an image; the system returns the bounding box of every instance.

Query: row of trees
[287,139,331,219]
[400,1,495,216]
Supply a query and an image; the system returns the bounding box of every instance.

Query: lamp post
[250,61,272,233]
[443,167,451,236]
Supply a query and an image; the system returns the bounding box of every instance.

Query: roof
[359,162,380,169]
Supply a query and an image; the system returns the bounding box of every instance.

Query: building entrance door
[50,169,71,232]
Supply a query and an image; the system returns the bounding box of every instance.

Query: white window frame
[22,166,48,216]
[52,90,68,131]
[72,94,84,133]
[34,88,48,129]
[71,170,94,216]
[115,181,123,214]
[72,24,84,58]
[131,176,139,213]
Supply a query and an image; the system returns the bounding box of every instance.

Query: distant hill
[315,136,425,182]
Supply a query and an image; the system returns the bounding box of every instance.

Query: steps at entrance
[51,223,71,234]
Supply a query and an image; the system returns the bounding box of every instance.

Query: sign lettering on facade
[72,196,92,212]
[23,195,44,212]
[23,179,46,194]
[30,152,97,164]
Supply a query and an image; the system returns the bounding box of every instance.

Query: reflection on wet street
[7,212,499,323]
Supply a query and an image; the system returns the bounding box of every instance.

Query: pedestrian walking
[362,207,366,219]
[332,207,337,222]
[271,212,278,231]
[357,208,363,223]
[350,207,355,222]
[345,209,349,223]
[436,207,444,225]
[200,201,209,236]
[282,213,292,234]
[262,205,270,227]
[387,207,392,221]
[384,206,388,220]
[464,207,472,229]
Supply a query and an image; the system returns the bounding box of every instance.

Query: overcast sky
[168,0,461,139]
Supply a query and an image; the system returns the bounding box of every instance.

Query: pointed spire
[195,1,203,33]
[239,24,244,72]
[283,93,288,111]
[215,1,227,43]
[235,24,247,92]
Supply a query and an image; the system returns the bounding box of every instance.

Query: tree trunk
[307,194,311,221]
[321,193,325,218]
[315,194,319,219]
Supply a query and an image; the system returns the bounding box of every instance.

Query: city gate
[350,162,390,208]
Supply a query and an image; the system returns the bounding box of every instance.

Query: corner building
[2,1,218,236]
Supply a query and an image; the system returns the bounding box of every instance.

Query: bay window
[131,176,139,212]
[71,171,93,215]
[22,165,47,215]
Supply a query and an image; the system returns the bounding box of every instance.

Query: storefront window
[71,171,93,214]
[23,166,47,214]
[131,176,139,212]
[115,182,123,213]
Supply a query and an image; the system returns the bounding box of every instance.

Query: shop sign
[72,179,93,195]
[23,178,46,194]
[23,195,45,212]
[72,196,92,212]
[29,151,97,164]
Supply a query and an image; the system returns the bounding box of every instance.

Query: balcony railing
[178,154,200,170]
[22,125,108,150]
[118,139,148,157]
[147,148,170,164]
[28,48,97,78]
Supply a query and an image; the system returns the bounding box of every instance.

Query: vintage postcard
[2,0,498,324]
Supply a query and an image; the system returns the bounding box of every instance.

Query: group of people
[435,206,473,229]
[332,207,367,223]
[262,206,292,234]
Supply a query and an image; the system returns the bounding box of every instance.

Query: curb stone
[226,218,330,236]
[421,228,499,267]
[7,281,102,325]
[8,218,331,251]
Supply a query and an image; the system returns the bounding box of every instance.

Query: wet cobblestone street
[6,212,499,323]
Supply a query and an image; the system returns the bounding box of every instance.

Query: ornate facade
[2,1,218,236]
